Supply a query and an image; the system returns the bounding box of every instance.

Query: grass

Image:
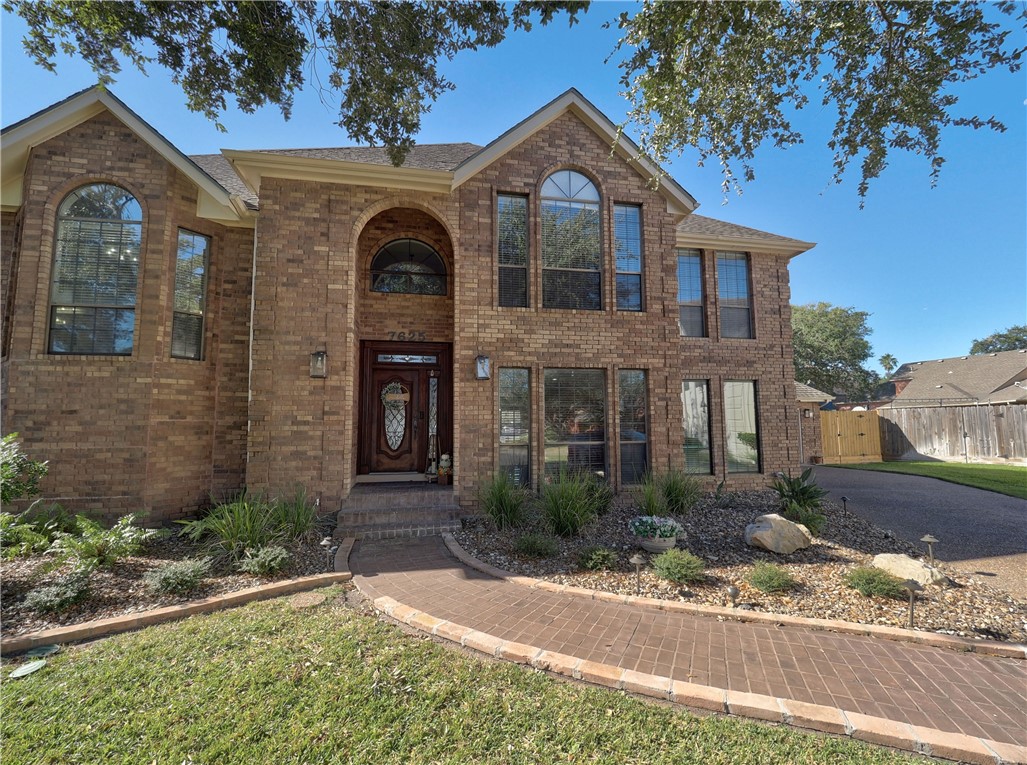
[0,587,919,765]
[836,461,1027,499]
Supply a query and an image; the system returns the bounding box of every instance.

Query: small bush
[53,514,161,568]
[782,501,827,536]
[747,562,796,594]
[771,467,828,511]
[576,546,618,571]
[540,472,596,537]
[179,493,282,561]
[271,486,320,540]
[658,470,702,515]
[0,432,49,504]
[585,476,614,517]
[22,567,91,613]
[143,558,211,595]
[237,545,291,575]
[478,473,528,530]
[844,567,907,599]
[652,549,705,585]
[513,534,558,559]
[637,474,666,516]
[0,502,75,559]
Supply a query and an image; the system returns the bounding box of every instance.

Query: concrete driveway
[813,466,1027,598]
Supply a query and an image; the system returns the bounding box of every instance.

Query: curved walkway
[350,536,1027,762]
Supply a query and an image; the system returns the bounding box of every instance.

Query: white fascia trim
[223,150,455,196]
[676,234,816,258]
[451,90,698,215]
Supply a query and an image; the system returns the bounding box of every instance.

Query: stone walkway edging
[367,591,1027,765]
[441,533,1026,660]
[1,538,356,656]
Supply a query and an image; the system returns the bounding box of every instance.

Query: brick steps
[334,483,466,540]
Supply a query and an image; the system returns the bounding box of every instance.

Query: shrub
[270,486,320,540]
[585,475,614,517]
[143,558,211,595]
[22,567,91,613]
[53,514,161,568]
[628,515,683,539]
[576,546,618,571]
[540,472,596,537]
[652,549,705,585]
[771,467,828,511]
[478,473,528,530]
[844,567,907,599]
[0,432,49,504]
[237,545,291,575]
[713,479,735,508]
[747,562,796,594]
[179,493,282,561]
[782,501,827,536]
[658,470,702,515]
[637,474,666,516]
[513,534,558,559]
[2,502,80,558]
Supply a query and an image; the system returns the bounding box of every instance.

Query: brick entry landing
[334,484,466,541]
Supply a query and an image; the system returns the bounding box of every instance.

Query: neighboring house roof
[885,350,1027,406]
[677,213,815,257]
[1,86,251,226]
[795,381,833,403]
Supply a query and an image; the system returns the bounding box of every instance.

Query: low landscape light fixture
[726,585,740,608]
[320,536,337,572]
[902,579,923,629]
[920,534,938,565]
[841,496,849,512]
[310,350,328,378]
[475,355,491,380]
[629,553,646,595]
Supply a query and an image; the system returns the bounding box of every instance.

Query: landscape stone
[744,514,812,554]
[871,554,950,587]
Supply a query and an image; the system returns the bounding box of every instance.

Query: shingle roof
[245,142,483,171]
[795,381,833,403]
[888,350,1027,406]
[677,213,810,247]
[189,153,258,208]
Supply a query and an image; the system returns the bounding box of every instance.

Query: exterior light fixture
[475,355,491,380]
[902,579,923,629]
[320,536,337,572]
[920,534,938,565]
[840,496,849,512]
[726,585,740,608]
[310,350,328,378]
[629,553,646,595]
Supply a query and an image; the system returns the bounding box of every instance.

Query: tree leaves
[969,324,1027,354]
[792,302,878,399]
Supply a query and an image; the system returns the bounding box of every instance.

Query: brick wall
[796,403,825,464]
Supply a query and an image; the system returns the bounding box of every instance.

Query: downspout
[245,221,259,466]
[798,407,805,464]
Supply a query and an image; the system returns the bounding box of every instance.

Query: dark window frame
[677,248,706,337]
[171,228,211,361]
[613,203,644,312]
[724,379,761,474]
[716,251,754,339]
[540,170,603,311]
[618,369,648,484]
[498,367,531,486]
[681,379,714,475]
[497,193,529,308]
[370,238,448,296]
[543,367,607,478]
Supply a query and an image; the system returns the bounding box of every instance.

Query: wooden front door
[359,342,451,474]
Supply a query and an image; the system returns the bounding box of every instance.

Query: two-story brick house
[1,87,813,522]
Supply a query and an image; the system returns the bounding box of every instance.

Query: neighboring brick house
[1,87,815,522]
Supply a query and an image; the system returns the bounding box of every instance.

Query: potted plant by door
[628,516,685,553]
[437,454,452,486]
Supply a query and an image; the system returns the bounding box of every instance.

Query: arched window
[49,183,142,354]
[370,238,447,295]
[540,170,601,310]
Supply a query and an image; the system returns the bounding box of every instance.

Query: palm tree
[879,353,898,377]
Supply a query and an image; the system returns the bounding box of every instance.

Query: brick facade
[2,94,808,522]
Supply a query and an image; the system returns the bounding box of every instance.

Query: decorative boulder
[744,514,812,554]
[872,553,950,587]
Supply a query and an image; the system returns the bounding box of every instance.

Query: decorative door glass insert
[376,354,438,364]
[381,382,410,450]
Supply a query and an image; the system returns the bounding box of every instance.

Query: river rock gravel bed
[453,491,1027,644]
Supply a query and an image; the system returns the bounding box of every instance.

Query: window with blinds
[499,368,531,485]
[618,369,648,483]
[677,249,705,336]
[614,205,643,311]
[717,252,753,338]
[541,170,601,310]
[681,380,713,474]
[172,229,210,360]
[725,380,760,473]
[48,183,141,355]
[544,368,606,477]
[497,194,528,307]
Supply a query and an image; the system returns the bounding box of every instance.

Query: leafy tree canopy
[792,302,878,399]
[5,1,1024,197]
[970,324,1027,354]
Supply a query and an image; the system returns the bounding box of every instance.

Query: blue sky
[3,5,1024,372]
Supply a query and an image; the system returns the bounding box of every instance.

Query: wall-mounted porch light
[310,350,328,378]
[475,354,491,380]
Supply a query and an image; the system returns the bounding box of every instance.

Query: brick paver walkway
[351,537,1027,750]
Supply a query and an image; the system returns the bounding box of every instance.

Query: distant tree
[792,302,878,399]
[970,325,1027,354]
[878,353,898,376]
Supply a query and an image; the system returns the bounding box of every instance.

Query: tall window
[370,239,446,295]
[681,380,712,474]
[540,170,601,310]
[48,183,141,355]
[618,370,648,483]
[172,229,210,360]
[499,368,531,485]
[613,204,643,311]
[717,252,753,338]
[677,249,705,337]
[725,380,760,473]
[497,194,528,307]
[544,369,606,476]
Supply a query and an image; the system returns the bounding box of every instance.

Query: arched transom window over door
[49,183,142,355]
[370,238,447,295]
[540,169,601,310]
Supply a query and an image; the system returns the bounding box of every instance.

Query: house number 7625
[388,330,427,342]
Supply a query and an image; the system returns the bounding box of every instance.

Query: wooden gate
[820,410,883,464]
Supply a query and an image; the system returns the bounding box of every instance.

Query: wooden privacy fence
[877,403,1027,462]
[820,410,883,464]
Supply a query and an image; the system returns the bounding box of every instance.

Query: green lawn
[836,461,1027,500]
[1,587,919,765]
